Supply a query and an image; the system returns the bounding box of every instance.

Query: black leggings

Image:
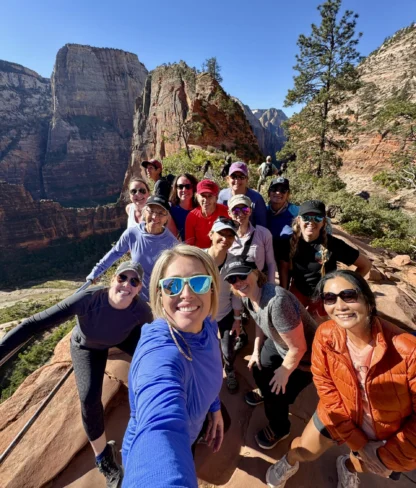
[70,326,142,442]
[252,338,312,435]
[217,310,237,372]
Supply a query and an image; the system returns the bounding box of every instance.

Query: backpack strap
[241,230,255,259]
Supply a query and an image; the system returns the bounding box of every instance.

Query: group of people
[0,156,415,488]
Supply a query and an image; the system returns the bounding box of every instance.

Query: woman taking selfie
[267,269,416,488]
[122,245,224,488]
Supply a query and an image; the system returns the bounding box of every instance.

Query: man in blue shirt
[218,162,267,228]
[266,177,298,239]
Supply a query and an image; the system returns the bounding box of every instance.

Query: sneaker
[226,370,239,393]
[96,440,123,488]
[266,455,299,488]
[255,425,290,450]
[244,389,264,406]
[336,455,360,488]
[234,331,248,351]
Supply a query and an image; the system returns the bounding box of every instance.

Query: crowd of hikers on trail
[0,155,415,488]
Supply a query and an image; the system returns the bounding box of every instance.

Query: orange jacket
[312,317,416,472]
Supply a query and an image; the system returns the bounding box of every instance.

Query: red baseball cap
[141,159,162,170]
[197,179,219,196]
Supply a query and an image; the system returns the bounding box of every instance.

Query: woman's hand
[230,319,242,338]
[357,442,392,478]
[204,410,224,453]
[248,349,261,370]
[269,365,290,394]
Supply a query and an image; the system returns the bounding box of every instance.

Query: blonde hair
[149,244,220,320]
[290,216,329,277]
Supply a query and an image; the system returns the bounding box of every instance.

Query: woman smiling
[125,177,150,227]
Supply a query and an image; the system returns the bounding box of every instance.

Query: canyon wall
[252,108,287,158]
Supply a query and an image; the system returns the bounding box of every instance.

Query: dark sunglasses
[270,186,288,194]
[130,188,148,195]
[301,215,324,223]
[226,273,250,285]
[321,289,359,305]
[217,216,240,229]
[230,174,247,180]
[117,274,141,287]
[177,184,192,190]
[231,206,250,216]
[159,275,212,296]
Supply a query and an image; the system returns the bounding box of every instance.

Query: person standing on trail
[0,261,152,488]
[266,270,416,488]
[220,155,232,178]
[257,156,279,192]
[141,159,174,201]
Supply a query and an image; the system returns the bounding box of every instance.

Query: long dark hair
[169,173,199,206]
[313,269,377,321]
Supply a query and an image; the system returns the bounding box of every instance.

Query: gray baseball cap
[115,261,144,280]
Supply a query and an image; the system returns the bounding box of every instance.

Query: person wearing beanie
[218,162,267,228]
[185,180,229,248]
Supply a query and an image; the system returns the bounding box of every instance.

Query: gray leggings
[70,327,141,442]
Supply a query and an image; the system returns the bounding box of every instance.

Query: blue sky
[1,0,415,116]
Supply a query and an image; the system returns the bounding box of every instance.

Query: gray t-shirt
[243,283,317,365]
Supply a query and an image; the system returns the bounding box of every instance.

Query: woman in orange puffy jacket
[266,269,416,488]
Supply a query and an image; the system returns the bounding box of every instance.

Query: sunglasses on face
[231,206,250,216]
[321,289,359,305]
[225,273,250,285]
[177,184,192,190]
[116,274,141,287]
[301,215,324,224]
[145,207,168,218]
[230,174,247,181]
[270,186,288,194]
[159,275,212,296]
[130,188,147,195]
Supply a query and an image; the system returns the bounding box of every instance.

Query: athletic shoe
[266,455,299,487]
[244,389,264,406]
[255,425,290,450]
[96,440,123,488]
[336,455,360,488]
[226,370,239,393]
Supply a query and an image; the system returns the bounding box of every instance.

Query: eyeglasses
[159,275,212,296]
[230,174,247,181]
[301,215,324,223]
[225,273,250,285]
[231,206,250,216]
[130,188,148,195]
[321,289,359,305]
[145,207,168,218]
[177,184,192,190]
[217,216,240,229]
[270,186,288,194]
[116,274,141,287]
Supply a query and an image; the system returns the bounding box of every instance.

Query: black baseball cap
[223,255,257,281]
[145,195,170,213]
[268,177,290,192]
[299,200,326,217]
[115,261,144,280]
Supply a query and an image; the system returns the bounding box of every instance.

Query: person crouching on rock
[87,195,179,302]
[206,217,243,393]
[0,261,153,488]
[122,245,225,488]
[266,269,416,488]
[224,256,317,450]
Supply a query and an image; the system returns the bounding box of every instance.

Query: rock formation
[129,62,262,179]
[0,61,51,199]
[0,45,147,206]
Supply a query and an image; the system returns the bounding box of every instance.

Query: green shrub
[0,297,64,324]
[371,237,415,255]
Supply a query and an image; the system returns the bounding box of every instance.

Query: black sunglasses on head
[130,188,147,195]
[177,184,192,190]
[117,274,141,288]
[321,289,359,305]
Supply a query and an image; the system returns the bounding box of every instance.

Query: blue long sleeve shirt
[218,187,267,228]
[87,223,178,301]
[122,317,223,488]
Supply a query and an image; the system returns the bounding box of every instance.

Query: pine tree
[281,0,362,176]
[201,57,223,83]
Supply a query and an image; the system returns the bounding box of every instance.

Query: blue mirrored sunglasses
[301,215,324,223]
[159,275,212,296]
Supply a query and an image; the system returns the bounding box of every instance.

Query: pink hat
[229,162,248,176]
[196,179,219,196]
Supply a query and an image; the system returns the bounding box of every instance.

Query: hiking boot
[226,370,239,393]
[266,455,299,488]
[244,389,264,406]
[255,425,290,450]
[96,440,123,488]
[336,455,360,488]
[234,331,248,351]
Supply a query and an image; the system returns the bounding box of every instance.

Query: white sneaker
[266,455,299,488]
[336,455,360,488]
